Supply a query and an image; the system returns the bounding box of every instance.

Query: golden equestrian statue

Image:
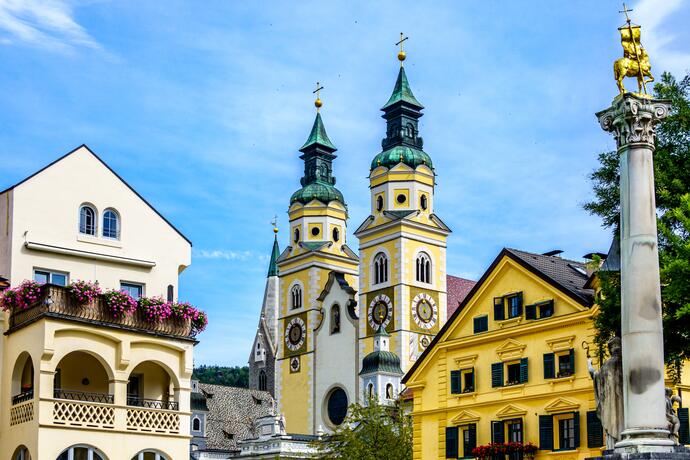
[614,4,654,95]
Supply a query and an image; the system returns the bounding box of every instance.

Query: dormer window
[79,205,96,235]
[102,209,120,239]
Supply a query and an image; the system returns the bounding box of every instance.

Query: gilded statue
[614,4,654,95]
[587,337,625,449]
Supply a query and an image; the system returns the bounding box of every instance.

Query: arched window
[192,416,201,431]
[367,383,374,398]
[79,205,96,236]
[57,446,105,460]
[12,445,31,460]
[167,285,174,302]
[373,253,388,285]
[291,285,302,309]
[258,370,267,391]
[131,451,170,460]
[376,195,384,212]
[386,383,394,400]
[102,209,119,239]
[332,227,340,242]
[416,252,431,284]
[420,194,428,210]
[294,227,300,243]
[330,304,341,334]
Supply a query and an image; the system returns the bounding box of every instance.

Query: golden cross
[270,215,278,233]
[396,32,409,67]
[619,3,633,24]
[313,81,324,111]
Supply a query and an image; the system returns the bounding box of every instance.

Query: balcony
[7,284,193,339]
[55,389,114,404]
[127,396,179,411]
[12,389,34,405]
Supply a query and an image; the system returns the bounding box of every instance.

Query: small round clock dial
[411,293,438,329]
[285,317,306,351]
[367,294,393,331]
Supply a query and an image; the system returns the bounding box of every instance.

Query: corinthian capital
[596,94,671,150]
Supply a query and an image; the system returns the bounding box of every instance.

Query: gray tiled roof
[506,248,594,305]
[198,383,274,452]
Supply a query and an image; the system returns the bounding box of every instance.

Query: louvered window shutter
[586,410,604,447]
[491,362,504,388]
[494,297,505,320]
[468,423,477,455]
[539,415,554,450]
[679,407,689,445]
[525,304,537,320]
[446,426,459,458]
[569,348,575,374]
[543,353,555,379]
[520,357,529,383]
[491,420,505,443]
[450,370,461,394]
[516,292,523,316]
[573,411,581,447]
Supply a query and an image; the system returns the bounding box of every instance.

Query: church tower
[354,44,451,377]
[248,228,280,396]
[360,325,403,405]
[275,91,359,435]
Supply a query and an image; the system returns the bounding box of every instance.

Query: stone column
[596,93,672,452]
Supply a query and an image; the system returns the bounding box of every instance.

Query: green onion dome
[370,145,433,171]
[290,181,345,206]
[359,350,404,376]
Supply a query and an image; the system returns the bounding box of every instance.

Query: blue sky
[1,0,688,366]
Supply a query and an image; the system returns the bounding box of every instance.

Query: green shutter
[573,411,580,448]
[520,357,529,383]
[539,415,554,450]
[516,292,523,316]
[450,370,461,394]
[467,423,477,456]
[466,370,475,392]
[679,407,689,445]
[494,297,505,321]
[492,420,505,443]
[543,353,555,379]
[446,426,459,458]
[569,349,575,374]
[586,410,604,448]
[525,304,537,320]
[491,362,504,388]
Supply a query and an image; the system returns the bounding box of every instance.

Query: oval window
[376,196,384,212]
[294,228,300,243]
[327,388,348,426]
[420,194,428,210]
[311,226,320,237]
[333,227,340,242]
[396,194,407,204]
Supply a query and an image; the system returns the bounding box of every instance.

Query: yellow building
[403,248,605,460]
[0,145,195,460]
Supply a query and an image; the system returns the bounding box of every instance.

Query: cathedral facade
[248,58,456,436]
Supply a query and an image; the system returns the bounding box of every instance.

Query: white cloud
[635,0,690,76]
[193,249,267,262]
[0,0,100,51]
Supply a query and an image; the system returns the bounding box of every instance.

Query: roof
[267,235,280,277]
[446,275,477,317]
[197,383,274,452]
[382,67,424,110]
[403,248,594,384]
[360,350,403,376]
[370,145,433,171]
[290,181,346,206]
[299,112,336,152]
[0,144,192,246]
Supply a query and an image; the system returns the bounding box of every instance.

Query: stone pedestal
[596,93,672,454]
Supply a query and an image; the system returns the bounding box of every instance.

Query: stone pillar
[596,93,672,452]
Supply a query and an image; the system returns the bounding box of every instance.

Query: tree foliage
[584,72,690,381]
[192,365,249,387]
[314,396,413,460]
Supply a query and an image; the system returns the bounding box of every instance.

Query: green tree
[584,72,690,381]
[192,365,249,387]
[314,396,412,460]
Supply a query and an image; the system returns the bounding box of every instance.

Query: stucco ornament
[588,337,625,449]
[596,94,670,150]
[665,387,682,444]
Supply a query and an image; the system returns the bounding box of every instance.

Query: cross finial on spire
[396,32,408,67]
[313,82,324,112]
[271,215,278,234]
[619,3,633,24]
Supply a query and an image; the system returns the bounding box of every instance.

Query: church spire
[267,222,280,277]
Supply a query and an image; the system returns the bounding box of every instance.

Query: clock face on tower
[285,317,306,352]
[411,293,438,329]
[368,294,393,331]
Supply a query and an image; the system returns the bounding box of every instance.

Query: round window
[333,227,340,242]
[294,228,300,243]
[326,388,348,426]
[396,194,407,204]
[376,196,384,211]
[420,194,428,210]
[311,226,320,237]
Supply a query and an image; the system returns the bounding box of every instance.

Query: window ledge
[547,449,580,456]
[455,391,477,399]
[77,234,122,248]
[549,375,576,386]
[501,383,525,393]
[497,316,522,328]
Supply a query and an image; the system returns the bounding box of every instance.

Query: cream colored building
[0,145,195,460]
